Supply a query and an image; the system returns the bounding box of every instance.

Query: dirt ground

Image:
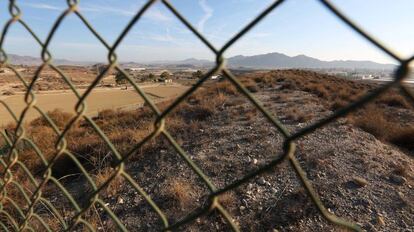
[0,84,188,125]
[1,71,412,231]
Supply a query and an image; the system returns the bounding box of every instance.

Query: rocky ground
[73,77,414,232]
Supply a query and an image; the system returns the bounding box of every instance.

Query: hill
[6,53,93,66]
[6,52,396,70]
[227,52,396,70]
[2,70,412,231]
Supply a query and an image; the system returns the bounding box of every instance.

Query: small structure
[126,67,146,72]
[0,68,12,74]
[164,79,173,83]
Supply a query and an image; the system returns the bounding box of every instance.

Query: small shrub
[376,94,410,109]
[166,179,194,210]
[350,106,391,140]
[2,90,14,95]
[30,109,73,129]
[388,127,414,151]
[331,99,349,111]
[240,77,259,92]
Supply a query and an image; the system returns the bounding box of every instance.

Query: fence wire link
[0,0,412,231]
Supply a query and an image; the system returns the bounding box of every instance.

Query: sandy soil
[0,84,188,125]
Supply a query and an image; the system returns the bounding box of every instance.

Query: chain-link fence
[0,0,412,231]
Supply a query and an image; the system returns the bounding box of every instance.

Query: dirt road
[0,84,188,125]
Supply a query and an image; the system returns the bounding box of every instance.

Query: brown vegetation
[243,70,413,152]
[0,69,412,230]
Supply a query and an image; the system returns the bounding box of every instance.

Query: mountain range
[6,52,395,70]
[226,52,395,70]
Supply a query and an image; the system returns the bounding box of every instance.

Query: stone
[352,177,368,187]
[390,175,407,185]
[377,216,385,226]
[257,177,266,185]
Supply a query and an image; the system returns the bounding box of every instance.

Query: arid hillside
[0,70,412,231]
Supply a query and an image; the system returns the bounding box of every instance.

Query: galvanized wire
[0,0,412,231]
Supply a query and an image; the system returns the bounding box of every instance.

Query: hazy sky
[0,0,413,64]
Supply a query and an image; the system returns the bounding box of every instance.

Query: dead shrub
[388,127,414,151]
[285,108,312,123]
[165,179,194,210]
[30,109,73,129]
[376,93,411,109]
[241,78,259,93]
[330,99,349,111]
[93,167,124,197]
[244,108,258,121]
[219,192,237,210]
[215,81,238,95]
[350,106,392,140]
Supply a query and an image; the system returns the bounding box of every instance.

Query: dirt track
[0,84,188,125]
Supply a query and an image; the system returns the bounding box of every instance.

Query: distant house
[164,79,173,83]
[0,68,12,74]
[126,67,146,72]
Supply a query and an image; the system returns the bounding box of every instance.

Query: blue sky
[0,0,413,64]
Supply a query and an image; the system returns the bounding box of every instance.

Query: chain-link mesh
[0,0,413,231]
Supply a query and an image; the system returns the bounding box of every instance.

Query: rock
[257,177,266,185]
[377,216,385,226]
[352,177,368,187]
[390,175,407,185]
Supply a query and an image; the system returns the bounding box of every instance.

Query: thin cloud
[145,8,173,22]
[80,4,172,22]
[197,0,213,33]
[133,28,185,46]
[22,3,61,11]
[81,5,135,16]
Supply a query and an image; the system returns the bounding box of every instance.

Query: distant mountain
[227,52,396,70]
[6,52,396,70]
[7,54,93,66]
[146,58,212,66]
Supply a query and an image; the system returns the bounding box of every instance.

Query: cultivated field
[0,84,188,125]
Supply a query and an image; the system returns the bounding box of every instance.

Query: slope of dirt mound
[84,71,413,231]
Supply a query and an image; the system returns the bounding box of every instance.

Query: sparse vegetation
[192,70,203,79]
[1,69,412,231]
[115,71,128,89]
[245,70,413,151]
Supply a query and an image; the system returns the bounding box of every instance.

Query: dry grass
[242,70,413,152]
[164,179,195,210]
[0,78,239,179]
[1,69,413,230]
[218,192,237,210]
[285,108,312,123]
[0,79,241,229]
[348,104,414,151]
[93,167,124,197]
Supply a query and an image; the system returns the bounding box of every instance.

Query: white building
[126,67,146,72]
